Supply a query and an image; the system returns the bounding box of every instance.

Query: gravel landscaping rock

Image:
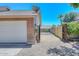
[47,46,79,56]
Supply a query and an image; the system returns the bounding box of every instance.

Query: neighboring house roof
[74,16,79,21]
[71,12,79,21]
[0,6,10,11]
[41,25,52,29]
[0,10,37,16]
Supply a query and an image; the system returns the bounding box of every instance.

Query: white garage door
[0,21,27,43]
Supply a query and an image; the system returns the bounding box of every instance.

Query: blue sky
[0,3,79,26]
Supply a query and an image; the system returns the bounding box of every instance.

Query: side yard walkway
[17,32,73,56]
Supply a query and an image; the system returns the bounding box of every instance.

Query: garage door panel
[0,21,27,43]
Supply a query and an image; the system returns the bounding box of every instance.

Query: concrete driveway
[0,43,32,56]
[17,32,65,56]
[0,32,72,56]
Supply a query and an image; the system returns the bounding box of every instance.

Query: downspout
[38,12,41,43]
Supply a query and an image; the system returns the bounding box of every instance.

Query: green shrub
[67,21,79,36]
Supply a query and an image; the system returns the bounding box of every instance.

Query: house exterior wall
[34,13,41,26]
[33,12,41,43]
[74,16,79,21]
[0,18,36,44]
[27,18,36,44]
[34,16,40,26]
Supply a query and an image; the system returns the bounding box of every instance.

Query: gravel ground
[17,32,79,56]
[47,46,79,56]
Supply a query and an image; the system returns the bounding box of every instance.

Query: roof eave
[0,15,35,18]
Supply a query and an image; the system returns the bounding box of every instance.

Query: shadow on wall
[0,43,32,48]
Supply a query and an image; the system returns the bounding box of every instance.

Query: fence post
[62,24,68,41]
